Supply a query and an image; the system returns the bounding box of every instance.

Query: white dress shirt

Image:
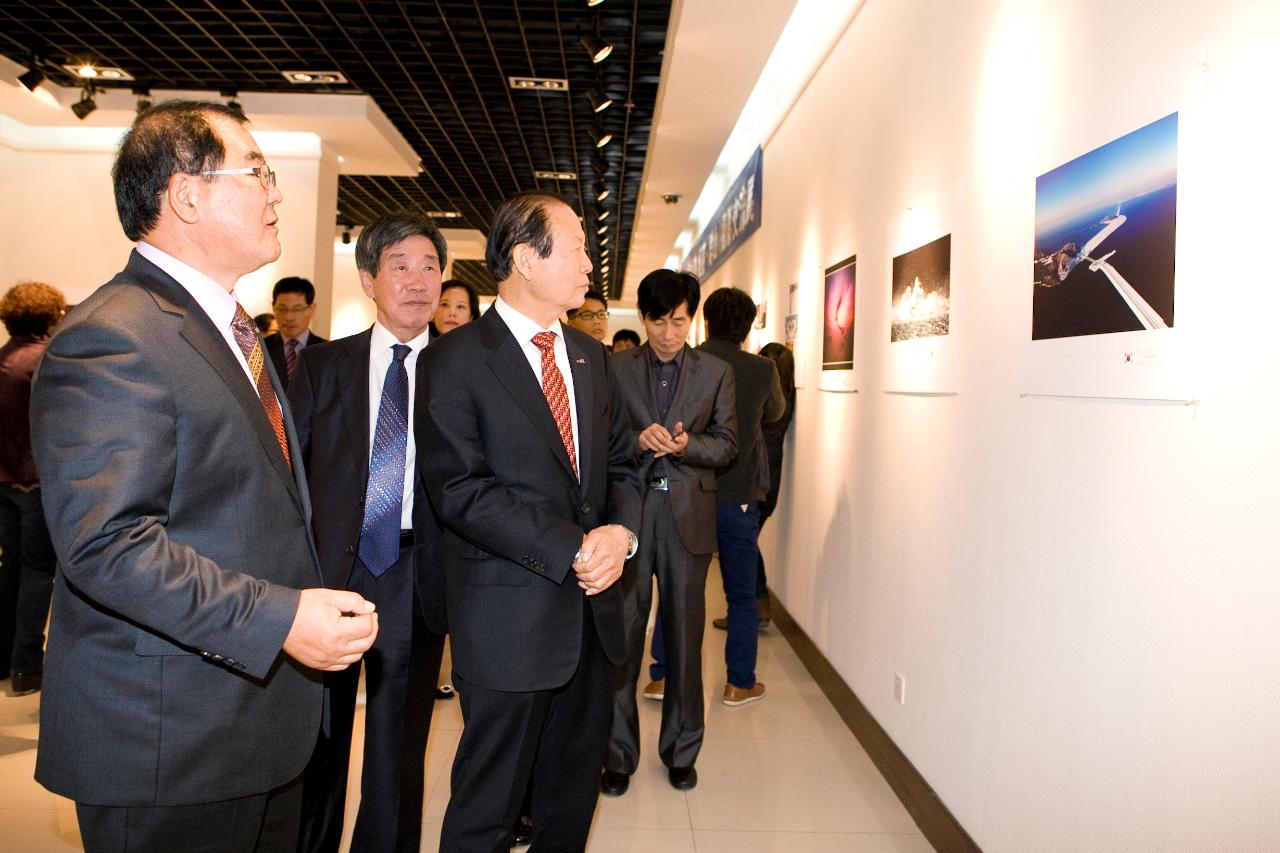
[367,322,430,528]
[492,296,581,479]
[136,241,261,392]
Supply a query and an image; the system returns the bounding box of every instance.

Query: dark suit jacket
[697,338,786,504]
[611,343,737,554]
[418,307,642,692]
[29,250,322,806]
[265,329,326,388]
[287,328,446,634]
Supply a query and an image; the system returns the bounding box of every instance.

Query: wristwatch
[622,526,639,560]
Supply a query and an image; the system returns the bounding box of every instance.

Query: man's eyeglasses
[273,305,312,315]
[199,164,276,190]
[573,310,609,321]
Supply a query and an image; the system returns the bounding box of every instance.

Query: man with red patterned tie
[29,99,377,852]
[420,191,642,852]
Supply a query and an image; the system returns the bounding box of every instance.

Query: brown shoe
[722,682,765,706]
[642,678,665,700]
[712,615,769,632]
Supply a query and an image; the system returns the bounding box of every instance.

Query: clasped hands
[284,588,379,671]
[638,420,687,458]
[573,524,630,596]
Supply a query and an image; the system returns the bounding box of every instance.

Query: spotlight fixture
[134,88,152,114]
[599,236,609,246]
[17,66,45,93]
[600,264,610,273]
[597,224,608,235]
[71,85,97,120]
[593,181,610,202]
[587,0,605,7]
[342,228,352,245]
[62,63,133,82]
[597,210,610,221]
[594,131,612,148]
[585,87,612,113]
[581,34,613,64]
[222,90,245,119]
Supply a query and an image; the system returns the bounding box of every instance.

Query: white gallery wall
[712,0,1280,849]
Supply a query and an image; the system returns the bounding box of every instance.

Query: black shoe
[668,766,697,790]
[600,769,631,797]
[512,814,533,847]
[11,671,41,696]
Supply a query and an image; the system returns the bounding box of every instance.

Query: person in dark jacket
[0,281,66,696]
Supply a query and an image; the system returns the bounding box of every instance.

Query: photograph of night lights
[891,234,951,342]
[822,255,856,370]
[1032,112,1178,340]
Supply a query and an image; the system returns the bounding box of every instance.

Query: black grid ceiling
[0,0,673,297]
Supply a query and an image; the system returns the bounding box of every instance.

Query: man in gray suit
[602,269,736,795]
[30,99,378,852]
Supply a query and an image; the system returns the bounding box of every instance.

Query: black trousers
[440,598,611,853]
[76,774,303,853]
[606,487,710,773]
[297,545,445,853]
[0,483,56,674]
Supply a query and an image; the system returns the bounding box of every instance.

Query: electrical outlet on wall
[893,672,907,705]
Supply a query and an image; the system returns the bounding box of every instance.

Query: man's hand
[572,525,631,596]
[638,420,688,458]
[283,588,378,671]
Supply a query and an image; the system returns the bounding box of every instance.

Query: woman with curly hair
[0,280,67,696]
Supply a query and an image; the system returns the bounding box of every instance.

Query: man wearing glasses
[567,287,611,344]
[265,276,327,389]
[30,100,378,851]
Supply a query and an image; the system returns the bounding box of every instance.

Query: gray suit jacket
[611,343,737,554]
[30,250,323,806]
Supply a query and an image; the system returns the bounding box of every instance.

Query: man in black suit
[697,288,784,707]
[29,99,378,852]
[419,191,642,852]
[602,269,736,795]
[289,213,448,853]
[264,276,326,388]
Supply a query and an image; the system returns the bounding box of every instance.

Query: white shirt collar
[135,241,240,329]
[370,321,431,355]
[493,296,563,344]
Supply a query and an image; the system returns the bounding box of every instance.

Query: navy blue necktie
[359,343,411,576]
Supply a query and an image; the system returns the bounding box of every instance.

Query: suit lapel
[338,331,373,486]
[132,253,302,504]
[565,328,594,495]
[481,310,580,484]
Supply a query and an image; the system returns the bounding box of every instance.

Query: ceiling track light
[133,87,152,114]
[70,83,97,120]
[597,209,610,221]
[599,236,609,246]
[17,57,46,93]
[593,181,610,202]
[585,87,612,113]
[594,131,612,148]
[597,224,608,235]
[221,90,245,119]
[586,0,605,6]
[581,33,613,64]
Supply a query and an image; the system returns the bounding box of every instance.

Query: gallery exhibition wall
[715,0,1279,849]
[0,121,341,341]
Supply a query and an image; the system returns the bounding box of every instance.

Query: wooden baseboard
[769,594,982,853]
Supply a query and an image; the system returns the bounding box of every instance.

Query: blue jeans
[716,502,762,688]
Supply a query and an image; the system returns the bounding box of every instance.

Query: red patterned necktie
[230,304,292,470]
[531,331,577,477]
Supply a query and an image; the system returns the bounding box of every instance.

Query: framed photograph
[822,255,856,371]
[891,235,951,342]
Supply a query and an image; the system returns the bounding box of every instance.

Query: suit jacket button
[345,545,355,555]
[580,502,592,514]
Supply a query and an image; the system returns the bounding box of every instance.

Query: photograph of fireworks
[1032,112,1178,340]
[891,234,951,342]
[822,255,856,370]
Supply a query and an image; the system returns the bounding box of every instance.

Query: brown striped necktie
[230,304,292,470]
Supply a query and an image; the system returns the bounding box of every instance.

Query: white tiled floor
[0,562,932,852]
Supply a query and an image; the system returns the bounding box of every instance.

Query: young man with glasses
[567,287,610,343]
[264,276,326,389]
